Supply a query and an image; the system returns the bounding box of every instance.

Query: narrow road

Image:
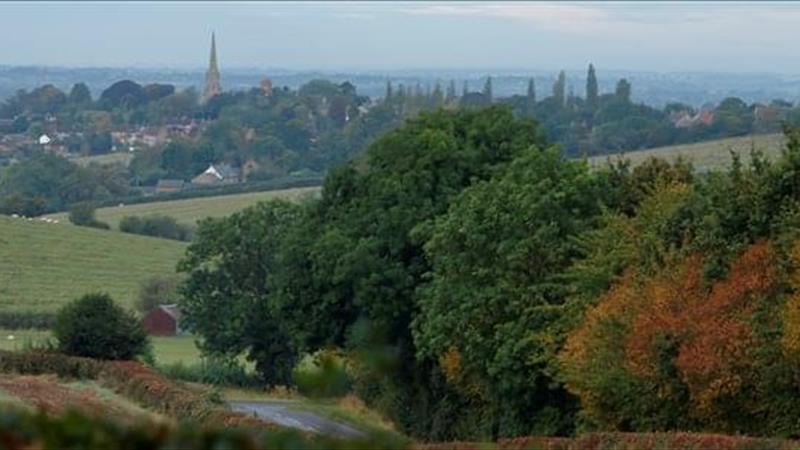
[229,401,366,439]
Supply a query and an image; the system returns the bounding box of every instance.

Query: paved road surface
[229,401,366,439]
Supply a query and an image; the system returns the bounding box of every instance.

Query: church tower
[203,32,222,103]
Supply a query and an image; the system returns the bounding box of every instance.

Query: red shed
[142,304,183,336]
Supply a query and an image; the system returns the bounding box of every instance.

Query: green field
[0,329,202,366]
[0,215,186,312]
[587,133,787,171]
[45,186,320,229]
[149,335,202,365]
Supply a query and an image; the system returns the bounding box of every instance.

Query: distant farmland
[0,216,185,312]
[46,186,321,229]
[587,133,787,172]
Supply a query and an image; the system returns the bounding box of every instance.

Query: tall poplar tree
[586,64,598,110]
[527,78,536,103]
[432,82,444,106]
[526,78,537,117]
[553,70,566,107]
[385,81,393,101]
[446,80,457,102]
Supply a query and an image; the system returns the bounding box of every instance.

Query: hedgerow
[0,350,267,430]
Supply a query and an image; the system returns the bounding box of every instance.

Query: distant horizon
[2,63,799,78]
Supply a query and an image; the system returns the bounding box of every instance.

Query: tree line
[2,66,799,217]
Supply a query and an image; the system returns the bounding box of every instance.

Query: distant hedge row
[97,175,323,209]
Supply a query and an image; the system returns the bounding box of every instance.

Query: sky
[1,1,800,73]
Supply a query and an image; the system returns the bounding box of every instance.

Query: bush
[293,350,351,399]
[0,350,104,379]
[68,202,110,229]
[53,293,150,360]
[119,215,193,241]
[158,357,259,388]
[137,276,181,313]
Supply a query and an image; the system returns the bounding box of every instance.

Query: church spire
[203,32,222,103]
[209,32,218,71]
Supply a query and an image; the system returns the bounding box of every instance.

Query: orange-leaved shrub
[560,241,798,434]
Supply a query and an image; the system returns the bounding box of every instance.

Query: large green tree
[178,200,304,385]
[415,146,605,437]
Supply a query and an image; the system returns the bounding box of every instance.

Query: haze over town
[1,1,799,73]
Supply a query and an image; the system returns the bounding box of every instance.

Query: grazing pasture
[44,186,320,229]
[0,215,185,313]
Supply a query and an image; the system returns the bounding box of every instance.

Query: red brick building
[142,304,183,336]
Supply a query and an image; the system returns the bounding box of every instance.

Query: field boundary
[97,176,322,211]
[0,350,280,430]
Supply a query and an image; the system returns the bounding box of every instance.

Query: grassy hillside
[0,215,185,312]
[45,186,320,229]
[587,133,787,171]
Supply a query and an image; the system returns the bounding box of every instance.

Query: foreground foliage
[0,408,405,450]
[0,350,406,449]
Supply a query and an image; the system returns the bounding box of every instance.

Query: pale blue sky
[1,1,799,73]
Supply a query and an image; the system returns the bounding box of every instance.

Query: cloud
[401,2,610,33]
[397,1,800,37]
[329,11,375,20]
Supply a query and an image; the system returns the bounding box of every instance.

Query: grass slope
[45,186,320,229]
[587,133,787,171]
[0,215,185,312]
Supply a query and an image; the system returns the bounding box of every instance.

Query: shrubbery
[158,358,259,388]
[119,215,193,241]
[53,293,149,360]
[292,350,351,399]
[68,202,109,229]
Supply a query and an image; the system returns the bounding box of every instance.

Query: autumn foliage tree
[562,242,793,434]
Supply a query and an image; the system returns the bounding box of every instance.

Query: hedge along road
[228,401,365,439]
